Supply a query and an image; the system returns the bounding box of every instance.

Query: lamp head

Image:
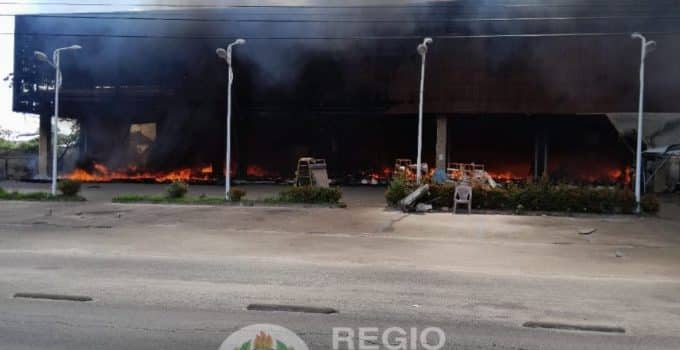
[647,40,657,52]
[68,45,82,50]
[417,37,433,56]
[34,51,49,62]
[216,48,228,60]
[234,38,246,45]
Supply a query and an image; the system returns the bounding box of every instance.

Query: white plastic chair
[453,185,472,214]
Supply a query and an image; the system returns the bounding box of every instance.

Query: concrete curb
[247,303,338,314]
[523,321,625,334]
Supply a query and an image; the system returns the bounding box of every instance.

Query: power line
[3,31,679,40]
[1,1,678,10]
[2,13,679,24]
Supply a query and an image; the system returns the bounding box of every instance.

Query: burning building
[11,0,680,185]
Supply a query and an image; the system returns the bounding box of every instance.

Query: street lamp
[34,45,82,196]
[216,38,246,200]
[416,37,433,185]
[631,33,656,213]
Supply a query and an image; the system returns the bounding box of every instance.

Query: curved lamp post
[34,45,82,195]
[216,39,246,200]
[631,33,656,213]
[416,37,433,185]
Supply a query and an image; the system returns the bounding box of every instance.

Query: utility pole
[631,33,656,213]
[34,45,82,195]
[416,37,433,185]
[216,39,246,200]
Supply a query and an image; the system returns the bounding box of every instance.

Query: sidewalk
[1,196,679,281]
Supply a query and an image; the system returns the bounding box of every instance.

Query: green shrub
[391,181,637,215]
[385,175,415,206]
[57,179,82,197]
[0,190,83,202]
[641,193,660,213]
[473,186,511,210]
[229,188,247,202]
[278,186,342,204]
[427,183,456,208]
[317,187,342,204]
[166,181,188,198]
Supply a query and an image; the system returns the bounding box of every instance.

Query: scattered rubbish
[447,162,498,188]
[45,209,52,217]
[247,303,337,314]
[399,184,429,212]
[14,292,92,302]
[578,228,597,235]
[87,185,101,189]
[116,213,122,218]
[522,321,625,334]
[394,158,428,181]
[431,168,448,184]
[415,203,433,213]
[615,251,624,258]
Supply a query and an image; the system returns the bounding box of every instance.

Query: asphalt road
[1,250,679,350]
[1,198,679,349]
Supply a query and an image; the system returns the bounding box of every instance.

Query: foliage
[426,183,456,208]
[277,186,342,204]
[114,186,343,206]
[0,188,84,202]
[57,180,82,197]
[0,137,39,154]
[384,174,416,206]
[396,180,643,214]
[166,181,188,198]
[113,194,226,205]
[229,188,247,202]
[640,193,660,213]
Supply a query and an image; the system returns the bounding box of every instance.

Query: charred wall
[12,0,680,116]
[8,0,674,182]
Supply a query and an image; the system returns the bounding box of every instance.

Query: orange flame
[246,165,267,177]
[67,162,215,183]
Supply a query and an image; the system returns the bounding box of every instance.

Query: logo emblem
[219,324,309,350]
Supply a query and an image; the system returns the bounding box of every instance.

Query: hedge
[277,186,342,204]
[386,180,648,214]
[57,180,82,197]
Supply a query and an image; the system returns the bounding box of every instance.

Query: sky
[0,1,144,139]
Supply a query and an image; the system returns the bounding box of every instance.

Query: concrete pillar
[533,128,549,179]
[37,113,51,179]
[435,116,448,170]
[78,118,87,156]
